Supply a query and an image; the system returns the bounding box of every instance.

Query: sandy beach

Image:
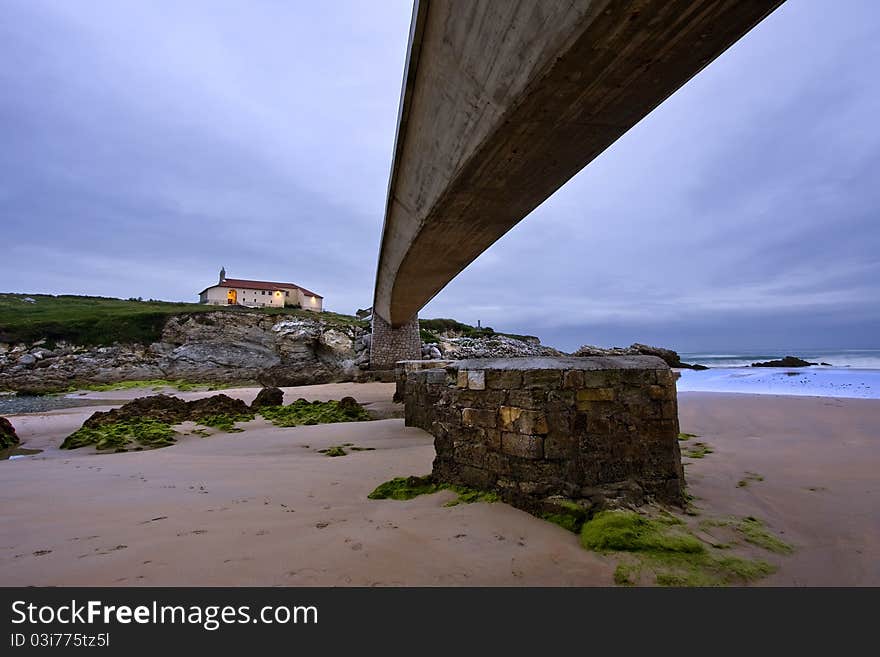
[1,384,878,586]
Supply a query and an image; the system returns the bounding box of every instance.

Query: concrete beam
[374,0,784,326]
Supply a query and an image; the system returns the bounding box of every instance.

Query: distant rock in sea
[750,356,820,368]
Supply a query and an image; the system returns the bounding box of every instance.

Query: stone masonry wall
[404,356,684,516]
[394,360,454,402]
[370,314,422,370]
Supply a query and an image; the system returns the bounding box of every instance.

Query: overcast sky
[1,1,878,352]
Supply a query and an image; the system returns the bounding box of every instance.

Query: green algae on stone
[319,445,348,457]
[368,475,439,500]
[581,510,704,554]
[613,562,640,586]
[442,486,499,506]
[737,471,764,488]
[367,475,499,506]
[580,510,778,587]
[684,442,714,459]
[678,432,698,441]
[701,516,793,554]
[68,379,238,393]
[61,418,177,451]
[541,498,590,533]
[543,513,583,533]
[260,399,371,428]
[198,412,254,432]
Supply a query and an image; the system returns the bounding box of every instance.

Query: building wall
[235,288,285,308]
[298,290,323,312]
[202,287,229,306]
[200,285,322,310]
[201,286,284,308]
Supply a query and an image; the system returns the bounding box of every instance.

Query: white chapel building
[198,268,323,311]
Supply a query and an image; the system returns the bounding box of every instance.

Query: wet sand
[1,385,877,586]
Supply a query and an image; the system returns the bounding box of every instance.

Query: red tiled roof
[201,278,323,298]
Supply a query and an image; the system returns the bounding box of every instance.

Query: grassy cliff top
[0,293,366,347]
[419,317,539,344]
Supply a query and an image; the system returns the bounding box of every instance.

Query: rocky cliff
[0,312,370,393]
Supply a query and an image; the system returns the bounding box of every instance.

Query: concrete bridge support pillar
[370,313,421,371]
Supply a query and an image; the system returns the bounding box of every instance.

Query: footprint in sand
[176,530,207,537]
[32,549,52,556]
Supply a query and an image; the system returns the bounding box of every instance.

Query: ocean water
[678,349,880,369]
[676,350,880,399]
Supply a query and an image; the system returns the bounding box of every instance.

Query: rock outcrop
[0,312,369,393]
[251,387,284,409]
[750,356,819,368]
[431,335,563,360]
[572,343,707,370]
[0,416,19,449]
[82,393,252,429]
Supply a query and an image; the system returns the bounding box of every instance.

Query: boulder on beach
[186,394,252,422]
[81,392,253,431]
[0,416,19,449]
[251,386,284,409]
[84,394,190,428]
[751,356,818,368]
[337,396,368,420]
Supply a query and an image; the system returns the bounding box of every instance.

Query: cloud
[1,0,877,352]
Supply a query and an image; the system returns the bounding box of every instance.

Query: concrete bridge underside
[371,0,784,368]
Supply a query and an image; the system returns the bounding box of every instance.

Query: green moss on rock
[580,510,779,587]
[61,418,177,451]
[684,442,714,459]
[367,475,499,506]
[198,412,254,432]
[319,445,348,457]
[701,516,793,554]
[541,498,590,533]
[581,510,704,554]
[260,398,371,427]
